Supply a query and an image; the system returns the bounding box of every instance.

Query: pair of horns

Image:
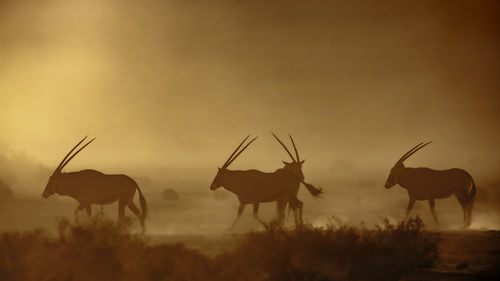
[221,133,300,168]
[398,141,432,163]
[221,135,258,169]
[55,136,95,173]
[271,133,300,163]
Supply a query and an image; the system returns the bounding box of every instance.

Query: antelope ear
[300,160,305,164]
[282,161,291,165]
[217,167,221,170]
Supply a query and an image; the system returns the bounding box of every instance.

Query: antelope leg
[292,207,299,226]
[298,200,304,224]
[229,203,245,230]
[85,205,92,217]
[74,205,85,222]
[289,198,302,226]
[404,198,415,220]
[118,198,126,220]
[276,198,286,225]
[253,203,267,228]
[287,203,292,222]
[466,203,473,228]
[428,199,438,223]
[127,202,145,230]
[454,191,470,228]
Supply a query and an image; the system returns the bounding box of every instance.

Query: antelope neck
[220,169,236,191]
[275,167,302,180]
[53,173,66,195]
[394,165,407,187]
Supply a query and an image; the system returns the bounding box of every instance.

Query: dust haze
[1,0,499,233]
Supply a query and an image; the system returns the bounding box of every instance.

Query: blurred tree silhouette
[162,188,180,201]
[0,178,13,201]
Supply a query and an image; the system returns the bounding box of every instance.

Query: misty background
[0,0,499,232]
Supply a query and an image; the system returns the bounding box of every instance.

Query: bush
[212,216,436,281]
[0,178,13,201]
[0,217,209,281]
[162,189,180,201]
[0,216,437,281]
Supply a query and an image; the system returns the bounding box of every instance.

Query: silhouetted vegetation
[0,216,437,281]
[215,217,437,281]
[162,188,180,201]
[0,178,13,201]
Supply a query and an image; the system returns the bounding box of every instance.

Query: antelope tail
[469,178,476,202]
[136,185,148,221]
[302,181,323,198]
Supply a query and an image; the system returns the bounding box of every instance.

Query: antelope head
[210,135,258,191]
[42,136,95,198]
[385,141,431,189]
[272,133,305,181]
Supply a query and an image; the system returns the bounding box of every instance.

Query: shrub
[0,216,437,281]
[0,217,209,281]
[162,189,180,201]
[0,178,13,201]
[213,216,437,281]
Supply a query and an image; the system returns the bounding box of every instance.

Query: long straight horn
[289,134,300,162]
[225,137,258,168]
[271,132,296,162]
[55,136,88,172]
[397,142,423,163]
[59,138,96,171]
[222,135,250,168]
[401,141,432,162]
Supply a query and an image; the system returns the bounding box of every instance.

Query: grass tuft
[0,216,437,281]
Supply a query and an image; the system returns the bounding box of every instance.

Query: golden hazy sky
[1,0,499,178]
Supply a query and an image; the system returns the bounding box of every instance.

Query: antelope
[210,134,322,229]
[385,142,476,228]
[42,137,148,230]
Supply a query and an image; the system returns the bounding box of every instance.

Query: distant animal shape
[42,137,148,230]
[210,133,321,229]
[385,142,476,228]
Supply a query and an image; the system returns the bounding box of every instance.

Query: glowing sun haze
[1,0,499,180]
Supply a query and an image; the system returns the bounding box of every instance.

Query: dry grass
[0,216,437,281]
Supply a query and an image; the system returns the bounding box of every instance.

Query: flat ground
[404,231,500,280]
